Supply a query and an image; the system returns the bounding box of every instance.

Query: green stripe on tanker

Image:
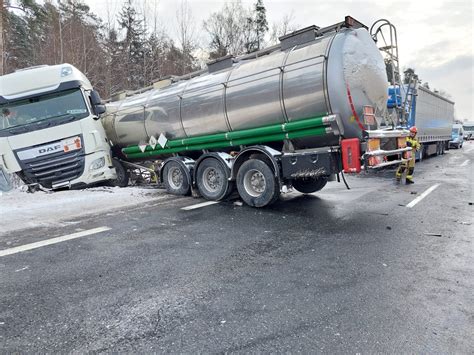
[122,113,333,155]
[124,126,333,160]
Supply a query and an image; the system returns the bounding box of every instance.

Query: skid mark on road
[0,227,111,257]
[406,184,440,208]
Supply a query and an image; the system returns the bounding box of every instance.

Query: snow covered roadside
[0,186,168,236]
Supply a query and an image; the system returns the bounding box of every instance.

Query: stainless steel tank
[103,26,388,149]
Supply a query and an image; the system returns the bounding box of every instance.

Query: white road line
[406,184,440,209]
[0,227,111,258]
[181,201,219,210]
[460,159,469,167]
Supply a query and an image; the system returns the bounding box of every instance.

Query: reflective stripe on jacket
[407,136,421,152]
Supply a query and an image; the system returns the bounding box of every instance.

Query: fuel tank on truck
[102,21,388,151]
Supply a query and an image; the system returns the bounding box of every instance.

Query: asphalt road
[1,144,473,352]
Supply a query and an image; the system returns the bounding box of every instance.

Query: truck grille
[15,140,85,188]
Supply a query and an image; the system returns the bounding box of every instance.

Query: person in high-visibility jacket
[396,126,421,184]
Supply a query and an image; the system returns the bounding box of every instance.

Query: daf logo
[38,144,62,154]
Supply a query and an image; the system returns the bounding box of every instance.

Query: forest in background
[1,0,297,98]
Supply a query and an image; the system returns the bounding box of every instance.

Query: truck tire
[292,177,327,194]
[236,159,280,207]
[196,158,233,201]
[109,159,129,187]
[163,161,191,196]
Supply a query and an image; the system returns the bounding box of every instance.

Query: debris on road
[0,186,166,235]
[424,232,443,237]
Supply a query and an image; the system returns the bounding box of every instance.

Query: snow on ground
[0,186,168,236]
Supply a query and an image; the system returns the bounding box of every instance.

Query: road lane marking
[406,184,440,208]
[460,159,469,167]
[0,227,111,257]
[181,201,219,210]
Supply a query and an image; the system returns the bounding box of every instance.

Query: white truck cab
[0,64,116,189]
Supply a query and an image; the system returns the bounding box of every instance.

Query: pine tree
[117,0,146,89]
[253,0,268,51]
[2,0,45,73]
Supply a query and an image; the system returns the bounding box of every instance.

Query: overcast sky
[84,0,473,121]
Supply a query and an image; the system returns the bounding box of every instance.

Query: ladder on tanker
[370,19,416,127]
[401,71,418,126]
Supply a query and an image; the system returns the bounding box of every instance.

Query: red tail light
[341,138,361,173]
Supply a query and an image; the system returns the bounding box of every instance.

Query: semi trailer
[102,16,410,207]
[388,84,455,158]
[0,16,411,207]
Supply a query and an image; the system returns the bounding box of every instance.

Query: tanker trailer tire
[236,159,280,208]
[109,159,129,187]
[196,158,233,201]
[292,178,327,194]
[163,161,191,196]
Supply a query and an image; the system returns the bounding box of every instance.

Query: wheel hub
[168,167,183,189]
[244,169,266,197]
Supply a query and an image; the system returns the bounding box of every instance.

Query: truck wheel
[110,159,129,187]
[292,178,327,194]
[196,158,233,201]
[236,159,279,207]
[163,161,191,196]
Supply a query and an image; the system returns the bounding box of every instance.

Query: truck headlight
[90,157,105,170]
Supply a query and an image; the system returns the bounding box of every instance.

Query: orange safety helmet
[409,126,417,134]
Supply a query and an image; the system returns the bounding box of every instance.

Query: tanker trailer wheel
[236,159,280,208]
[196,158,233,201]
[292,177,327,194]
[163,161,191,196]
[109,159,129,187]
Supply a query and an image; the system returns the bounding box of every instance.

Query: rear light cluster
[341,138,361,173]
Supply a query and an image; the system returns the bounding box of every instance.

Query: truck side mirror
[90,90,102,105]
[94,104,106,115]
[90,90,106,116]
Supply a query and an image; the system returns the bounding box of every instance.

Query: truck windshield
[0,89,89,132]
[452,128,459,135]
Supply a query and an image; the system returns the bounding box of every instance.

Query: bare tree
[175,0,197,74]
[176,0,196,54]
[269,12,299,45]
[203,1,247,59]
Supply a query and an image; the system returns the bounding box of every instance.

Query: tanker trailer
[102,16,410,207]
